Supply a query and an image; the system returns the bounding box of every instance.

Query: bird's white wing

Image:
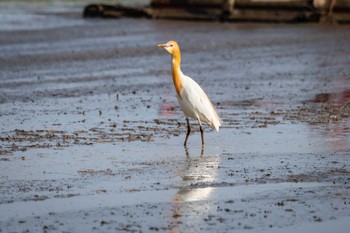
[179,74,221,131]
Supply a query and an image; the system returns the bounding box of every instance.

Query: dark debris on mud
[1,97,349,156]
[0,120,162,156]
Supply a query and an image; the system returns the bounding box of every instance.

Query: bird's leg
[200,126,204,146]
[198,119,205,146]
[184,118,191,147]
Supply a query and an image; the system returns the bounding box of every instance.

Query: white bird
[157,40,221,147]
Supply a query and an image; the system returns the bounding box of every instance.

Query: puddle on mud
[0,2,350,232]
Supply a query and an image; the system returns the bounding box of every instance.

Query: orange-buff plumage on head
[158,41,183,98]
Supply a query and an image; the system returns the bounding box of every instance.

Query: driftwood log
[83,0,350,23]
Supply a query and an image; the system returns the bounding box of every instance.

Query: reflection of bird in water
[157,41,221,147]
[170,148,219,232]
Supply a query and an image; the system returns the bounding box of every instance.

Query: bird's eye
[170,44,173,47]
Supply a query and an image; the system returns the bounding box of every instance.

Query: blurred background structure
[84,0,350,23]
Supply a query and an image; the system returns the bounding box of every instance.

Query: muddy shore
[0,2,350,232]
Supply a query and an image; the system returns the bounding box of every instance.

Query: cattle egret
[157,41,221,147]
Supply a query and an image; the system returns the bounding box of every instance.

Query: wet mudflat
[0,2,350,233]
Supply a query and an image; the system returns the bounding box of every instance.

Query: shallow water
[0,2,350,232]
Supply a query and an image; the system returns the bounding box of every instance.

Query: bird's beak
[157,43,166,48]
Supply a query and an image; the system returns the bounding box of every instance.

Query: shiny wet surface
[0,2,350,233]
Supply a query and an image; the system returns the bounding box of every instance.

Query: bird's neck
[171,51,183,98]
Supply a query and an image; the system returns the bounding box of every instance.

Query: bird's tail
[208,102,222,132]
[210,108,222,132]
[212,115,222,132]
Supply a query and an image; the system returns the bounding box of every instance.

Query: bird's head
[157,41,180,55]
